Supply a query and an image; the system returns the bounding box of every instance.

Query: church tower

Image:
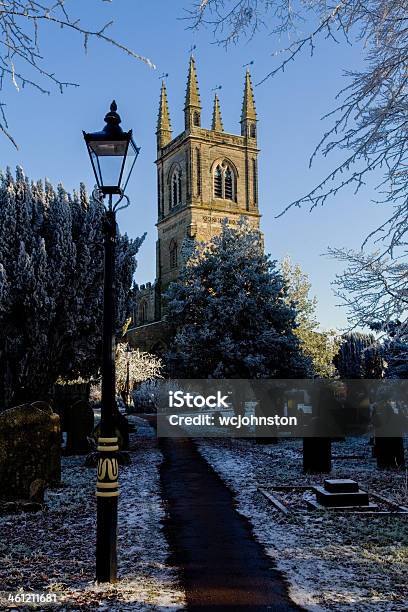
[155,57,261,314]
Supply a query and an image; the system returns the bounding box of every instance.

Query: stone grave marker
[303,436,332,473]
[65,400,94,455]
[0,403,61,501]
[375,437,405,469]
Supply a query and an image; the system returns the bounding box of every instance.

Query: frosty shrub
[89,383,102,405]
[90,344,162,409]
[115,343,163,395]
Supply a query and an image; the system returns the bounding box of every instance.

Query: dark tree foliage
[334,332,383,379]
[370,321,408,379]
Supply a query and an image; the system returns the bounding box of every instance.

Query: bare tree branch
[328,247,408,336]
[0,1,155,147]
[188,0,408,256]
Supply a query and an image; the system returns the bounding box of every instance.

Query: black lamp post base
[96,496,118,583]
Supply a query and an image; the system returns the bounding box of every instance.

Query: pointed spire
[241,69,257,137]
[185,55,201,109]
[241,69,257,121]
[184,56,202,130]
[211,94,224,132]
[158,81,171,132]
[157,80,172,149]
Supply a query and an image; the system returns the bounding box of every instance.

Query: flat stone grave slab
[259,485,406,514]
[313,485,369,507]
[324,478,359,493]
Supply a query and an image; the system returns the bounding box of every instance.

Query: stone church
[127,56,261,353]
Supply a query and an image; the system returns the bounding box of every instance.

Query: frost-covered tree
[164,219,312,379]
[89,343,163,404]
[0,2,154,146]
[334,332,383,379]
[329,248,408,362]
[370,321,408,379]
[383,338,408,379]
[329,249,408,332]
[281,257,340,377]
[0,167,144,406]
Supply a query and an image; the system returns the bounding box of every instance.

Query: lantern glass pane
[89,139,128,190]
[120,140,139,192]
[89,147,103,189]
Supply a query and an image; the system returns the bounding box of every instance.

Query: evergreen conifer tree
[165,219,312,379]
[0,167,144,406]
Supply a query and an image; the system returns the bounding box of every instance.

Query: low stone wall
[126,319,171,354]
[0,403,61,500]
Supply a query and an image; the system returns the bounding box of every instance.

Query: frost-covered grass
[197,437,408,611]
[0,418,185,610]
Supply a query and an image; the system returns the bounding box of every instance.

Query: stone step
[324,479,359,493]
[314,486,369,507]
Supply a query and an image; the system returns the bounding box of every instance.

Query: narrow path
[159,435,301,611]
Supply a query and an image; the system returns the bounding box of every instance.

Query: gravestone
[65,400,94,455]
[373,402,406,469]
[0,403,61,500]
[303,437,332,474]
[375,437,405,469]
[29,401,61,483]
[31,401,53,415]
[29,479,46,503]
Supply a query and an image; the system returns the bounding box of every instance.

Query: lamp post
[83,101,140,583]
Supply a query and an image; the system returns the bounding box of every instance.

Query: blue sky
[2,0,387,329]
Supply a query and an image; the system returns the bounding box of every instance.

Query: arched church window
[193,111,200,127]
[172,173,178,208]
[139,301,148,324]
[214,165,223,198]
[250,124,256,138]
[225,168,233,200]
[170,168,182,209]
[213,162,236,201]
[169,240,178,269]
